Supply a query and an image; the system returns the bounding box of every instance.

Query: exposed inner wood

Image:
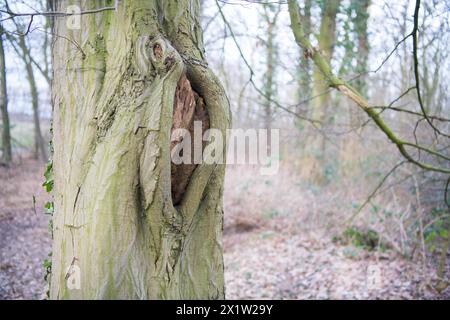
[170,73,209,206]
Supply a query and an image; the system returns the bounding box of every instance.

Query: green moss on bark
[51,0,229,299]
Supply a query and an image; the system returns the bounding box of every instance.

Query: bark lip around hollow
[50,0,230,300]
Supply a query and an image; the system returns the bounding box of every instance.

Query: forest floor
[0,157,449,299]
[0,156,51,299]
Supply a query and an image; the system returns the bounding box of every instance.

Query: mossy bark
[50,0,230,299]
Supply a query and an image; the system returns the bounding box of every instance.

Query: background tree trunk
[50,0,230,299]
[0,25,12,165]
[353,0,370,98]
[339,0,370,177]
[21,37,48,161]
[301,0,341,185]
[296,0,312,103]
[10,34,48,161]
[261,4,280,150]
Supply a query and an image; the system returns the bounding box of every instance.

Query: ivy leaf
[43,161,54,193]
[425,230,436,243]
[32,195,37,215]
[43,259,52,270]
[44,201,54,215]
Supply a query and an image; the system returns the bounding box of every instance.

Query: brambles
[333,226,388,252]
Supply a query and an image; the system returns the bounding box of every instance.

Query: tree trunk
[0,25,12,164]
[294,0,311,153]
[50,0,230,299]
[296,0,311,103]
[262,5,280,150]
[339,0,370,177]
[17,35,48,161]
[353,0,370,98]
[301,0,340,185]
[264,21,274,135]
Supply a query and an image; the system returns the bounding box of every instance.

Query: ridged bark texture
[50,0,230,299]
